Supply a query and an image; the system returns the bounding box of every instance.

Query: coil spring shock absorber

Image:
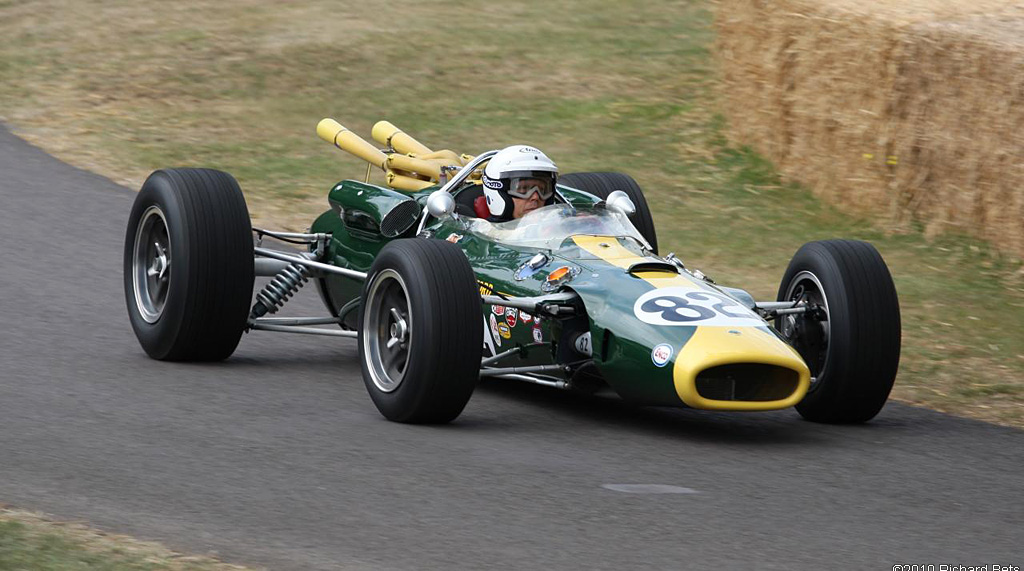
[250,262,311,319]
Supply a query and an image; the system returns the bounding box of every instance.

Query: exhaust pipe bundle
[316,118,475,192]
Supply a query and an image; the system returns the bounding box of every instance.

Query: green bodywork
[310,179,766,407]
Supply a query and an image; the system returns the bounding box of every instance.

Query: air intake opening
[380,200,422,238]
[695,364,800,402]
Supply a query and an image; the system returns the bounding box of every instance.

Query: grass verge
[0,508,256,570]
[0,0,1021,426]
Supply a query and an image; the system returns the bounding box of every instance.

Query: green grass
[0,0,1021,425]
[0,512,250,570]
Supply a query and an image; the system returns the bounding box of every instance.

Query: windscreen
[465,204,646,250]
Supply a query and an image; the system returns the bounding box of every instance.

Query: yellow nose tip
[673,326,810,411]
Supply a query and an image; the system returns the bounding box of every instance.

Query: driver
[481,145,559,221]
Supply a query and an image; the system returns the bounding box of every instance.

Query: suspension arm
[479,364,567,377]
[248,322,357,337]
[754,300,811,318]
[254,247,367,281]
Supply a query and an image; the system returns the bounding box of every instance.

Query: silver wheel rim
[362,269,412,393]
[783,270,831,389]
[133,205,172,324]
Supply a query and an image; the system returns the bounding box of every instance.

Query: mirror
[426,190,456,219]
[605,190,636,216]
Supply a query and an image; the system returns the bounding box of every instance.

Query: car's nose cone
[672,326,811,410]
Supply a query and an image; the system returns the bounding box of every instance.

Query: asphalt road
[1,123,1021,570]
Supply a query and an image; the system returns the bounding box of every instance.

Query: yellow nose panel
[673,326,810,410]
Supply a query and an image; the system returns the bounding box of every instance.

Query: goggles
[507,177,555,201]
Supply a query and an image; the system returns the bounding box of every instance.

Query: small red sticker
[505,306,518,327]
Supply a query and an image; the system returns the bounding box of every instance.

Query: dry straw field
[717,0,1024,257]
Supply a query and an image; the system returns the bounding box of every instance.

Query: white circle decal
[651,343,673,367]
[634,287,764,327]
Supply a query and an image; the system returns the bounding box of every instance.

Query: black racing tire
[559,172,658,254]
[358,238,483,423]
[776,240,901,423]
[123,168,254,361]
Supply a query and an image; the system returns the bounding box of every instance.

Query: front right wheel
[777,240,901,423]
[358,238,483,424]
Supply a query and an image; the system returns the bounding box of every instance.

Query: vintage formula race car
[124,119,901,424]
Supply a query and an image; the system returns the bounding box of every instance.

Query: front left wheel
[123,168,254,361]
[358,238,483,423]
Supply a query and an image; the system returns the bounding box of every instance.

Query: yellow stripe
[572,235,696,288]
[572,235,645,268]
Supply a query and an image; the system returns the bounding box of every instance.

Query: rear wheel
[358,238,483,423]
[776,240,901,423]
[559,172,658,253]
[123,168,254,361]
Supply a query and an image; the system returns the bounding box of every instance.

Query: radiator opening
[695,364,800,402]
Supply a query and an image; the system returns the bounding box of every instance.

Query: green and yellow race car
[123,119,901,425]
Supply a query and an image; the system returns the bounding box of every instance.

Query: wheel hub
[148,243,169,280]
[133,205,172,324]
[782,271,831,389]
[362,269,412,393]
[387,307,408,349]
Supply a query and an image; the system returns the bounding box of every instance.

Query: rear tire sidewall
[123,169,254,361]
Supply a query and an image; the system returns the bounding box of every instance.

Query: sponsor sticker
[498,323,511,339]
[532,326,543,343]
[574,331,593,356]
[520,310,532,324]
[492,304,505,316]
[505,306,518,327]
[489,314,501,347]
[651,343,673,367]
[446,233,463,244]
[633,287,764,327]
[477,281,494,296]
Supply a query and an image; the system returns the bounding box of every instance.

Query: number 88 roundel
[633,287,764,327]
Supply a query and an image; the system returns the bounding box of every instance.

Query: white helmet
[482,145,559,220]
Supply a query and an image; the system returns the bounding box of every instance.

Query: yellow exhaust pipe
[385,154,443,181]
[318,117,478,190]
[372,120,433,156]
[386,170,434,191]
[316,118,387,170]
[416,149,463,163]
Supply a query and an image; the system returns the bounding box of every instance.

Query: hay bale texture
[716,0,1024,256]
